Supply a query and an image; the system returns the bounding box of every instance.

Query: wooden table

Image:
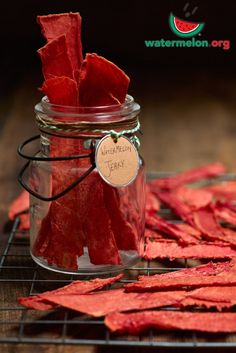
[1,73,236,352]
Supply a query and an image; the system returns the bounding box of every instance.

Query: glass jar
[27,95,145,275]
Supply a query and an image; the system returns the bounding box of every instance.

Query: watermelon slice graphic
[169,13,204,38]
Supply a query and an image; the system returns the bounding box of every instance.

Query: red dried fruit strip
[43,288,186,317]
[41,77,78,106]
[103,183,138,250]
[139,259,232,281]
[149,163,226,190]
[105,311,236,334]
[37,13,83,73]
[8,191,29,220]
[33,141,87,270]
[83,174,121,265]
[180,297,230,310]
[173,186,212,210]
[18,274,122,310]
[176,223,201,239]
[38,35,74,79]
[146,215,198,245]
[215,200,236,213]
[144,228,169,240]
[190,285,236,302]
[213,201,236,226]
[145,184,160,215]
[125,273,236,292]
[79,53,130,106]
[206,181,236,201]
[143,239,236,262]
[193,206,236,246]
[154,191,193,225]
[18,213,30,231]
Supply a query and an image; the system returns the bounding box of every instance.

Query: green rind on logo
[169,13,204,38]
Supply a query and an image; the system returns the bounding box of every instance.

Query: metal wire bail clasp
[17,135,96,202]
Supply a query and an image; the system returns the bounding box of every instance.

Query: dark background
[0,0,235,172]
[0,0,235,93]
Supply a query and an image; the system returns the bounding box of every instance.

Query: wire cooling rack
[1,173,236,348]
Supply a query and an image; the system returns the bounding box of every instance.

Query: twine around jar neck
[36,113,141,148]
[35,95,141,147]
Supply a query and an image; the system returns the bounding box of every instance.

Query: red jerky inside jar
[30,95,145,275]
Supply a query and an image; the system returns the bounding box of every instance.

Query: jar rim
[35,94,140,119]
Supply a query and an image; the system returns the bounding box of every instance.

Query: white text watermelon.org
[145,38,230,50]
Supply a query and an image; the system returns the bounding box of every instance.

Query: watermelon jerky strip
[43,288,186,317]
[41,77,78,106]
[149,162,226,190]
[213,200,236,226]
[18,274,123,310]
[154,191,193,225]
[180,297,231,311]
[33,139,87,270]
[139,259,232,281]
[38,35,74,80]
[125,260,236,291]
[193,206,236,246]
[173,186,212,210]
[79,53,130,105]
[144,228,170,240]
[146,214,199,244]
[206,181,236,201]
[176,223,201,238]
[125,272,236,292]
[8,190,29,220]
[105,311,236,334]
[82,174,121,265]
[103,183,138,250]
[145,184,160,215]
[143,239,236,260]
[37,13,83,74]
[180,286,236,310]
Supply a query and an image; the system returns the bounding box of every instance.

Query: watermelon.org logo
[145,3,230,50]
[169,12,204,38]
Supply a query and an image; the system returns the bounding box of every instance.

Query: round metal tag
[95,135,140,187]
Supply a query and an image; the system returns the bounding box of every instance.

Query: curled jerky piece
[41,77,78,106]
[155,191,193,224]
[37,13,83,72]
[38,35,73,79]
[206,181,236,201]
[193,206,236,247]
[149,163,226,190]
[43,288,186,317]
[176,223,201,239]
[79,53,130,106]
[145,184,160,215]
[213,201,236,226]
[143,239,236,261]
[18,274,122,310]
[8,191,29,220]
[146,215,199,245]
[105,311,236,334]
